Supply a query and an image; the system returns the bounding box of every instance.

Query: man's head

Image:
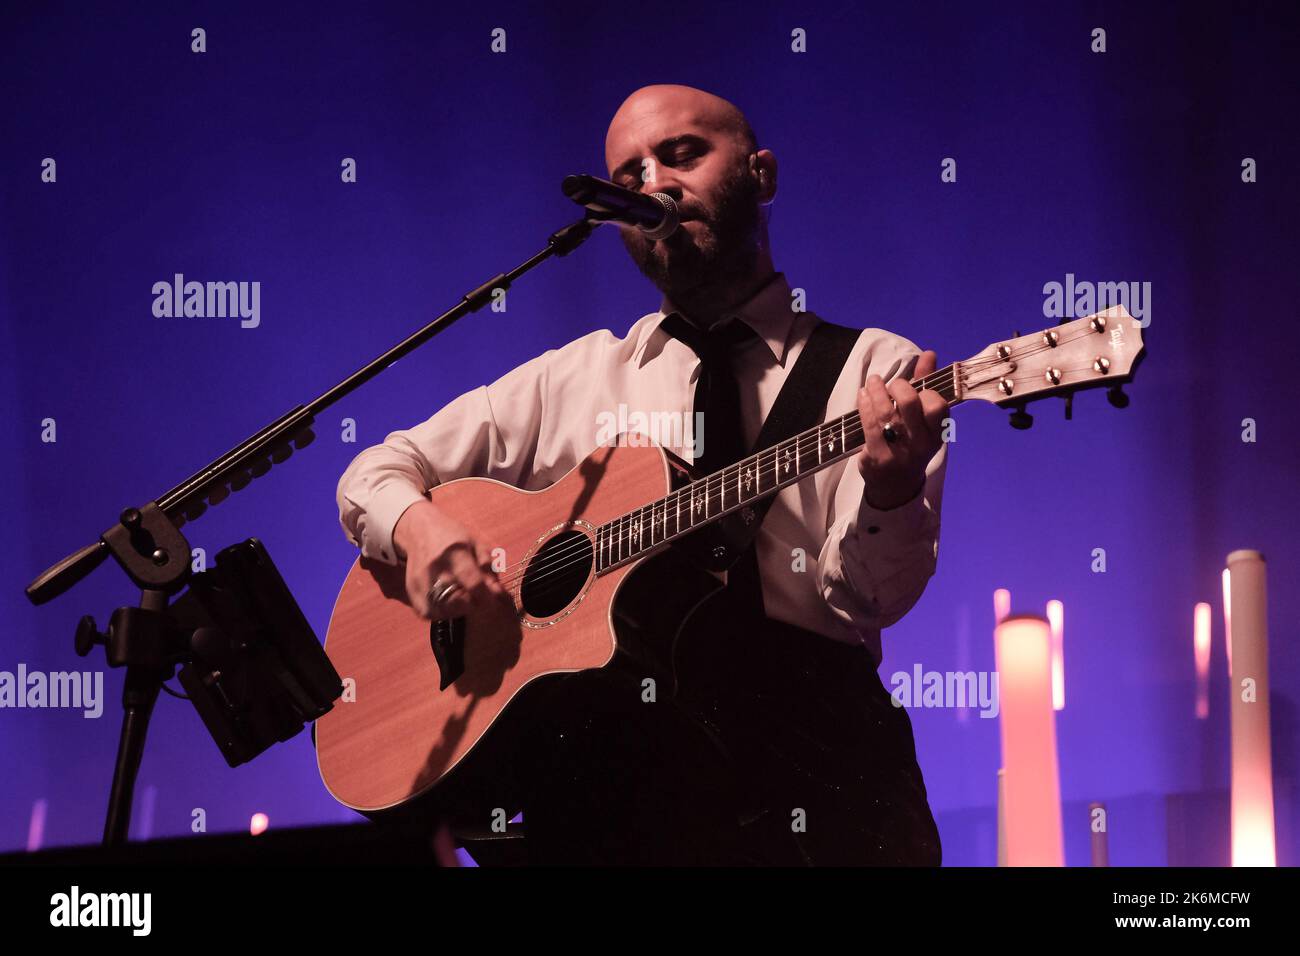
[604,84,777,315]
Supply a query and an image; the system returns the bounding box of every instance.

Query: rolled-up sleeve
[814,345,948,632]
[336,350,552,566]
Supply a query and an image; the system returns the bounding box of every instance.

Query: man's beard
[620,165,763,308]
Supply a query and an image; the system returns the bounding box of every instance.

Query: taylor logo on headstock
[958,306,1145,428]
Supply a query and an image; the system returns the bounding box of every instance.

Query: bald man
[338,85,948,865]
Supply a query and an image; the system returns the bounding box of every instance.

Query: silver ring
[882,421,904,444]
[427,578,462,608]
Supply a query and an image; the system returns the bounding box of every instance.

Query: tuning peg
[1063,393,1073,420]
[1009,404,1033,430]
[1107,385,1130,409]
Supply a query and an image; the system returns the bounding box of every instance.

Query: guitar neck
[592,364,963,575]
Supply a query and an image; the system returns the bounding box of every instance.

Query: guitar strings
[491,329,1107,601]
[487,364,961,592]
[476,325,1111,602]
[511,330,1101,593]
[497,331,1108,601]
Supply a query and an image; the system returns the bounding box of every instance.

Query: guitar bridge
[429,616,466,690]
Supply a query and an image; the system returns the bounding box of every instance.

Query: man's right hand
[393,500,508,620]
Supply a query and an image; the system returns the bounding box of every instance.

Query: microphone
[562,174,680,241]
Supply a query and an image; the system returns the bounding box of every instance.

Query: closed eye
[661,139,708,168]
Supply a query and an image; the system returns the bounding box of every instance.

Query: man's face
[605,95,763,304]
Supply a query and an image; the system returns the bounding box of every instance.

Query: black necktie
[659,312,766,620]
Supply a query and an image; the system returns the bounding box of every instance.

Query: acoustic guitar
[316,307,1145,814]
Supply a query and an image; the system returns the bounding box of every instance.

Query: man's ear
[751,149,778,204]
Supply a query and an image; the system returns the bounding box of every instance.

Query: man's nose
[644,171,684,201]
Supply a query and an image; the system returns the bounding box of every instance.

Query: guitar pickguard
[429,616,466,690]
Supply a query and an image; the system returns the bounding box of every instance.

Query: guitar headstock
[957,307,1146,425]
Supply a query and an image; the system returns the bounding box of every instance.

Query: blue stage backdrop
[2,1,1297,864]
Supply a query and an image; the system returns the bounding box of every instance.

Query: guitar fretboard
[593,365,960,574]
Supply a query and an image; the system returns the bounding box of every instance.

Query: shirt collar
[635,272,797,369]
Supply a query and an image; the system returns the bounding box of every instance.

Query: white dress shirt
[336,273,946,663]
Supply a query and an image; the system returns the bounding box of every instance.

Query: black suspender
[672,315,863,612]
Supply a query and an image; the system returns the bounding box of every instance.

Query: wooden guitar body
[315,439,723,816]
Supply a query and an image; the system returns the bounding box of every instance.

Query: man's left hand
[856,350,948,510]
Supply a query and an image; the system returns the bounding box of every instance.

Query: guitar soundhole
[519,529,593,618]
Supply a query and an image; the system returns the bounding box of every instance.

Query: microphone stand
[25,213,598,846]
